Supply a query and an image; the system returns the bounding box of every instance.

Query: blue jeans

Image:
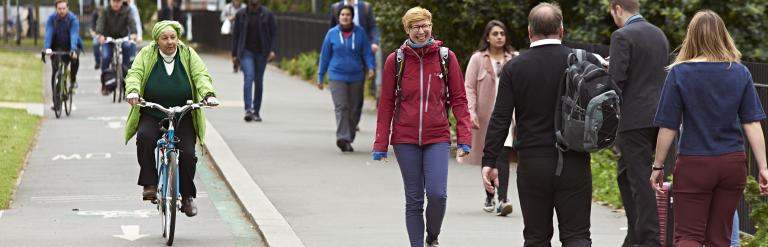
[92,37,101,66]
[731,211,739,246]
[241,50,268,115]
[101,42,135,71]
[393,142,449,247]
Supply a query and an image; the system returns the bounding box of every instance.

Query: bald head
[528,2,563,37]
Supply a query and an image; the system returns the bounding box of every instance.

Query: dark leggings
[485,147,512,201]
[50,54,79,86]
[135,113,198,198]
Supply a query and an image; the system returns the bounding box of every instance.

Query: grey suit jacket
[609,19,670,132]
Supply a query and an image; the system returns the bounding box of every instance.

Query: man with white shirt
[482,3,599,246]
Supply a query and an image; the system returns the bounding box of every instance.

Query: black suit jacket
[609,19,670,132]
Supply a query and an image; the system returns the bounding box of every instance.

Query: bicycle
[137,99,213,246]
[104,37,133,103]
[42,50,75,118]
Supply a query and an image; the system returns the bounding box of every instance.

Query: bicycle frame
[105,37,131,103]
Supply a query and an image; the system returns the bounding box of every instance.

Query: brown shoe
[180,196,198,217]
[142,185,157,201]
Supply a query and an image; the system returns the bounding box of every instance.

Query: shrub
[743,175,768,247]
[591,149,623,208]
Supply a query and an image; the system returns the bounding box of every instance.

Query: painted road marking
[77,209,157,218]
[0,210,3,219]
[51,153,112,160]
[113,225,149,241]
[87,116,127,121]
[31,192,208,203]
[107,121,123,129]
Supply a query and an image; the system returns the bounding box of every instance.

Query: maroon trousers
[673,152,746,247]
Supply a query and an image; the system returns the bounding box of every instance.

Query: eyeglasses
[410,24,433,32]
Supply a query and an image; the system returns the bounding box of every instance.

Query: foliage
[136,0,158,33]
[743,176,768,247]
[591,149,622,208]
[279,51,320,81]
[370,0,768,66]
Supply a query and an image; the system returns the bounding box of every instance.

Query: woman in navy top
[650,10,768,247]
[317,5,375,152]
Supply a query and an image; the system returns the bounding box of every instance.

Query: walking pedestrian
[124,20,219,218]
[220,0,242,35]
[231,0,277,122]
[317,5,375,152]
[483,3,598,246]
[608,1,670,246]
[372,6,471,247]
[649,10,768,247]
[458,19,517,216]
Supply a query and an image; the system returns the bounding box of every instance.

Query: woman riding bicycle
[124,21,218,217]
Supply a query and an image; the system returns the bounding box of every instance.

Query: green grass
[0,108,40,209]
[0,48,43,103]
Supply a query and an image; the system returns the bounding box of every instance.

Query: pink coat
[457,50,516,165]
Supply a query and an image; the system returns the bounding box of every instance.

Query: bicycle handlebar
[105,36,134,44]
[137,100,213,119]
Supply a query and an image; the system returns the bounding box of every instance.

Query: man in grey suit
[608,0,669,246]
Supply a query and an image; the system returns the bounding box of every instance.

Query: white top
[529,38,562,48]
[160,49,177,76]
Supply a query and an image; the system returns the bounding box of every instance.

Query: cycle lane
[0,53,264,246]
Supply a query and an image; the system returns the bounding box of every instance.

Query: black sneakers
[483,195,495,213]
[336,139,354,152]
[244,111,262,122]
[180,196,198,217]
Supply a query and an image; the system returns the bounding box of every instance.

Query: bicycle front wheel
[52,74,62,118]
[64,79,73,116]
[163,151,178,246]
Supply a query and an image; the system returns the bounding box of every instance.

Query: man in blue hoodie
[43,0,84,89]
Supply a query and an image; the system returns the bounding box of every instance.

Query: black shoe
[426,238,440,247]
[142,185,157,201]
[336,139,347,152]
[180,196,198,217]
[244,111,254,122]
[345,142,354,152]
[483,194,495,212]
[497,199,513,216]
[253,114,262,122]
[94,63,100,70]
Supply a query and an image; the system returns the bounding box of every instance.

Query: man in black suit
[608,0,670,246]
[483,3,598,246]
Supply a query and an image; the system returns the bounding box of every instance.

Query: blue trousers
[92,37,101,66]
[393,142,449,247]
[240,50,268,115]
[101,42,135,71]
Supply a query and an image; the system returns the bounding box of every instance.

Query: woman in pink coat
[457,20,517,216]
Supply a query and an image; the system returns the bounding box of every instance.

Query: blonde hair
[670,10,741,68]
[401,7,432,32]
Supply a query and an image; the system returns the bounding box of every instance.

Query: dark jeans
[673,152,746,247]
[135,113,198,198]
[328,80,363,142]
[393,142,449,247]
[485,147,512,201]
[616,128,661,247]
[241,49,268,115]
[92,37,101,66]
[517,149,592,247]
[101,42,135,71]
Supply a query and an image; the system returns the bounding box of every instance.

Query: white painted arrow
[113,225,149,241]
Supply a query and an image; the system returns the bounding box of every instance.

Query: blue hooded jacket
[318,25,375,84]
[44,12,84,51]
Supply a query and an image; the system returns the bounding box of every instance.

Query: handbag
[220,19,231,35]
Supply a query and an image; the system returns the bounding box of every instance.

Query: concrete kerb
[202,119,305,247]
[0,102,44,116]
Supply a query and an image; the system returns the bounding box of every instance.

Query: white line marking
[77,209,157,218]
[113,225,149,241]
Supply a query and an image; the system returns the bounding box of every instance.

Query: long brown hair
[670,10,741,68]
[477,20,514,53]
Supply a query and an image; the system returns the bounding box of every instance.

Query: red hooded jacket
[373,40,471,152]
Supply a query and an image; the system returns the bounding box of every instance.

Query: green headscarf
[152,20,184,41]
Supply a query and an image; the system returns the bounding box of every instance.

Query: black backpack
[393,44,451,124]
[553,49,621,174]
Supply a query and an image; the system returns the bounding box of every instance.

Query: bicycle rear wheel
[163,151,178,246]
[112,74,119,103]
[52,73,62,118]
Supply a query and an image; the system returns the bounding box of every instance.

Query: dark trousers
[241,49,268,115]
[485,147,512,201]
[673,152,746,247]
[517,149,592,247]
[393,142,449,247]
[328,80,363,142]
[616,128,661,247]
[136,114,198,197]
[49,54,79,86]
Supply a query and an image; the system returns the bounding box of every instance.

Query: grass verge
[0,48,43,103]
[592,149,623,208]
[0,108,40,209]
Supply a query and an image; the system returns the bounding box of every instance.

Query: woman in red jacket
[372,6,471,247]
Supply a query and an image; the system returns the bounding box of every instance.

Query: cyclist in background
[95,0,137,94]
[43,0,83,89]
